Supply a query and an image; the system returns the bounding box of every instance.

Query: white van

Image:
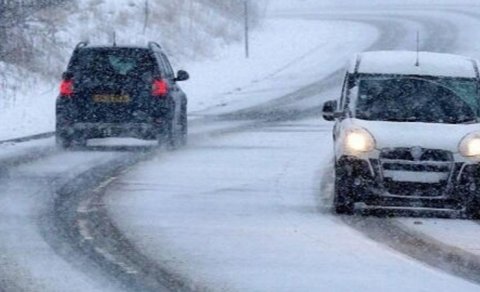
[323,51,480,217]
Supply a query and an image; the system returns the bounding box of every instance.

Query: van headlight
[345,128,376,153]
[459,133,480,157]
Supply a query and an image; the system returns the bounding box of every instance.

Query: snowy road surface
[3,1,480,291]
[103,2,480,292]
[105,121,479,291]
[0,151,128,291]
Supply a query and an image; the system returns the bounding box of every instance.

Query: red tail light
[60,79,74,96]
[152,79,168,97]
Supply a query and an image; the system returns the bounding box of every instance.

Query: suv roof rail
[353,54,362,76]
[148,41,162,51]
[75,41,89,49]
[471,59,480,81]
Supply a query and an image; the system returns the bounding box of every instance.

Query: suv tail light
[60,79,74,97]
[152,79,168,97]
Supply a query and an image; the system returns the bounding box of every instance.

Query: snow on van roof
[349,51,479,79]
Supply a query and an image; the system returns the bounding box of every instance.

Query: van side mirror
[175,70,189,82]
[322,100,338,121]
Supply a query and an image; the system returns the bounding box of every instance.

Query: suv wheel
[333,163,356,215]
[56,135,86,149]
[56,128,87,149]
[157,119,177,150]
[56,134,73,149]
[179,106,188,146]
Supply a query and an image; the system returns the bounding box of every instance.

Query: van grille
[379,148,453,197]
[380,148,452,161]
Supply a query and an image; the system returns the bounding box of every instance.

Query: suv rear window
[68,48,156,86]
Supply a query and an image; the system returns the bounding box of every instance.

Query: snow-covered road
[102,2,480,292]
[0,150,131,292]
[4,1,480,291]
[105,120,480,291]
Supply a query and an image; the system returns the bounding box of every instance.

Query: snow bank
[0,63,56,140]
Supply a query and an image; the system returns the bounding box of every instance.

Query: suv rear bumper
[57,122,167,140]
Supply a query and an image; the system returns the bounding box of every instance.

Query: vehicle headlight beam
[345,128,376,153]
[460,133,480,157]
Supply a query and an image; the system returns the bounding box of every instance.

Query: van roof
[348,51,479,79]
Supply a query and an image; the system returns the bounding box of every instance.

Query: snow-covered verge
[0,63,57,140]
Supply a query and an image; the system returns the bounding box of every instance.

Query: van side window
[344,73,357,110]
[339,72,349,110]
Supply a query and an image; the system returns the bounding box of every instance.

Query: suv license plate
[93,95,130,103]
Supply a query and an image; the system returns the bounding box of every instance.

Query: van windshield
[355,77,479,123]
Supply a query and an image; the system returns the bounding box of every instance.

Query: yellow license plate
[93,95,130,103]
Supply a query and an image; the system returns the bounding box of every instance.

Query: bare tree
[0,0,71,63]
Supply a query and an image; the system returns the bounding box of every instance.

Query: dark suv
[56,42,189,148]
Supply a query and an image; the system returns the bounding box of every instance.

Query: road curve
[1,5,479,292]
[50,7,480,292]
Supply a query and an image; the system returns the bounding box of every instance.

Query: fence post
[143,0,149,34]
[244,0,249,59]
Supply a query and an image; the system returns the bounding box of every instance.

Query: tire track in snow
[319,158,480,286]
[344,216,480,285]
[44,121,298,292]
[49,151,196,292]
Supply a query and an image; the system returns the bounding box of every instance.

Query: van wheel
[333,164,356,215]
[465,199,480,219]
